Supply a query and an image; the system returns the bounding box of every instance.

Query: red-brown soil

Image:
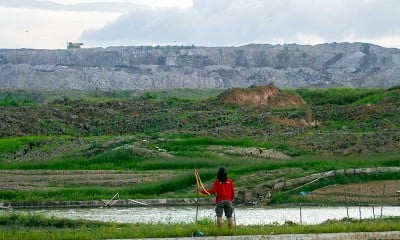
[218,84,306,108]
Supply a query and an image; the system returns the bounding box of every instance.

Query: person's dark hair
[217,167,227,183]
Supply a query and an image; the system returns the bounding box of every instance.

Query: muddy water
[6,206,400,225]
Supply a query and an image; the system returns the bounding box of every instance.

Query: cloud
[0,1,193,49]
[79,0,400,47]
[0,6,121,49]
[0,0,137,12]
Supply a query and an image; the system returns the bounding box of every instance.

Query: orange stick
[195,170,210,195]
[195,170,201,189]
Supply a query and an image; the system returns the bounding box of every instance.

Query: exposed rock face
[0,42,399,90]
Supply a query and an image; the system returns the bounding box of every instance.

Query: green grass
[0,86,395,106]
[0,88,222,106]
[0,136,50,154]
[1,213,400,240]
[143,88,223,100]
[0,151,329,171]
[0,91,37,106]
[295,88,384,105]
[0,151,399,202]
[0,134,299,170]
[353,92,386,105]
[160,137,275,150]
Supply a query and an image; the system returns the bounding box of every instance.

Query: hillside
[0,86,400,206]
[1,85,399,156]
[1,42,400,90]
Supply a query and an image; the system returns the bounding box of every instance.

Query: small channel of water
[4,206,400,225]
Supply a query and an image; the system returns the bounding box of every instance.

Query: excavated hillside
[1,42,400,90]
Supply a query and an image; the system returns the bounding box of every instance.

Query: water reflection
[6,206,400,225]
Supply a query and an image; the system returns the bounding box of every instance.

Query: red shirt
[202,179,235,204]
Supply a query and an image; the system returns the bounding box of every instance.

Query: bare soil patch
[218,84,306,108]
[208,146,291,159]
[305,180,400,205]
[0,170,178,191]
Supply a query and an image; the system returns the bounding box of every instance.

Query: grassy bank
[1,213,400,240]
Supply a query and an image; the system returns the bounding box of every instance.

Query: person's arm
[230,180,235,201]
[200,180,218,195]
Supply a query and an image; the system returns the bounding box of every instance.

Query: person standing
[199,167,235,230]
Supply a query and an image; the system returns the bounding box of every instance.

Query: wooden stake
[380,184,386,218]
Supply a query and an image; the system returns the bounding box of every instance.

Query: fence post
[345,194,349,218]
[381,184,386,218]
[299,202,303,225]
[372,206,376,220]
[358,186,362,220]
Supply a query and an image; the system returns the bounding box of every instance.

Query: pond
[5,206,400,225]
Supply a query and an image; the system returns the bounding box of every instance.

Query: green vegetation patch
[296,88,384,105]
[0,136,50,154]
[1,213,400,240]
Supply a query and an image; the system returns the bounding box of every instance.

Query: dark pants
[215,200,233,218]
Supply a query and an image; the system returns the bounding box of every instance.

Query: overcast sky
[0,0,399,49]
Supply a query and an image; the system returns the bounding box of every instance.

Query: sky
[0,0,399,49]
